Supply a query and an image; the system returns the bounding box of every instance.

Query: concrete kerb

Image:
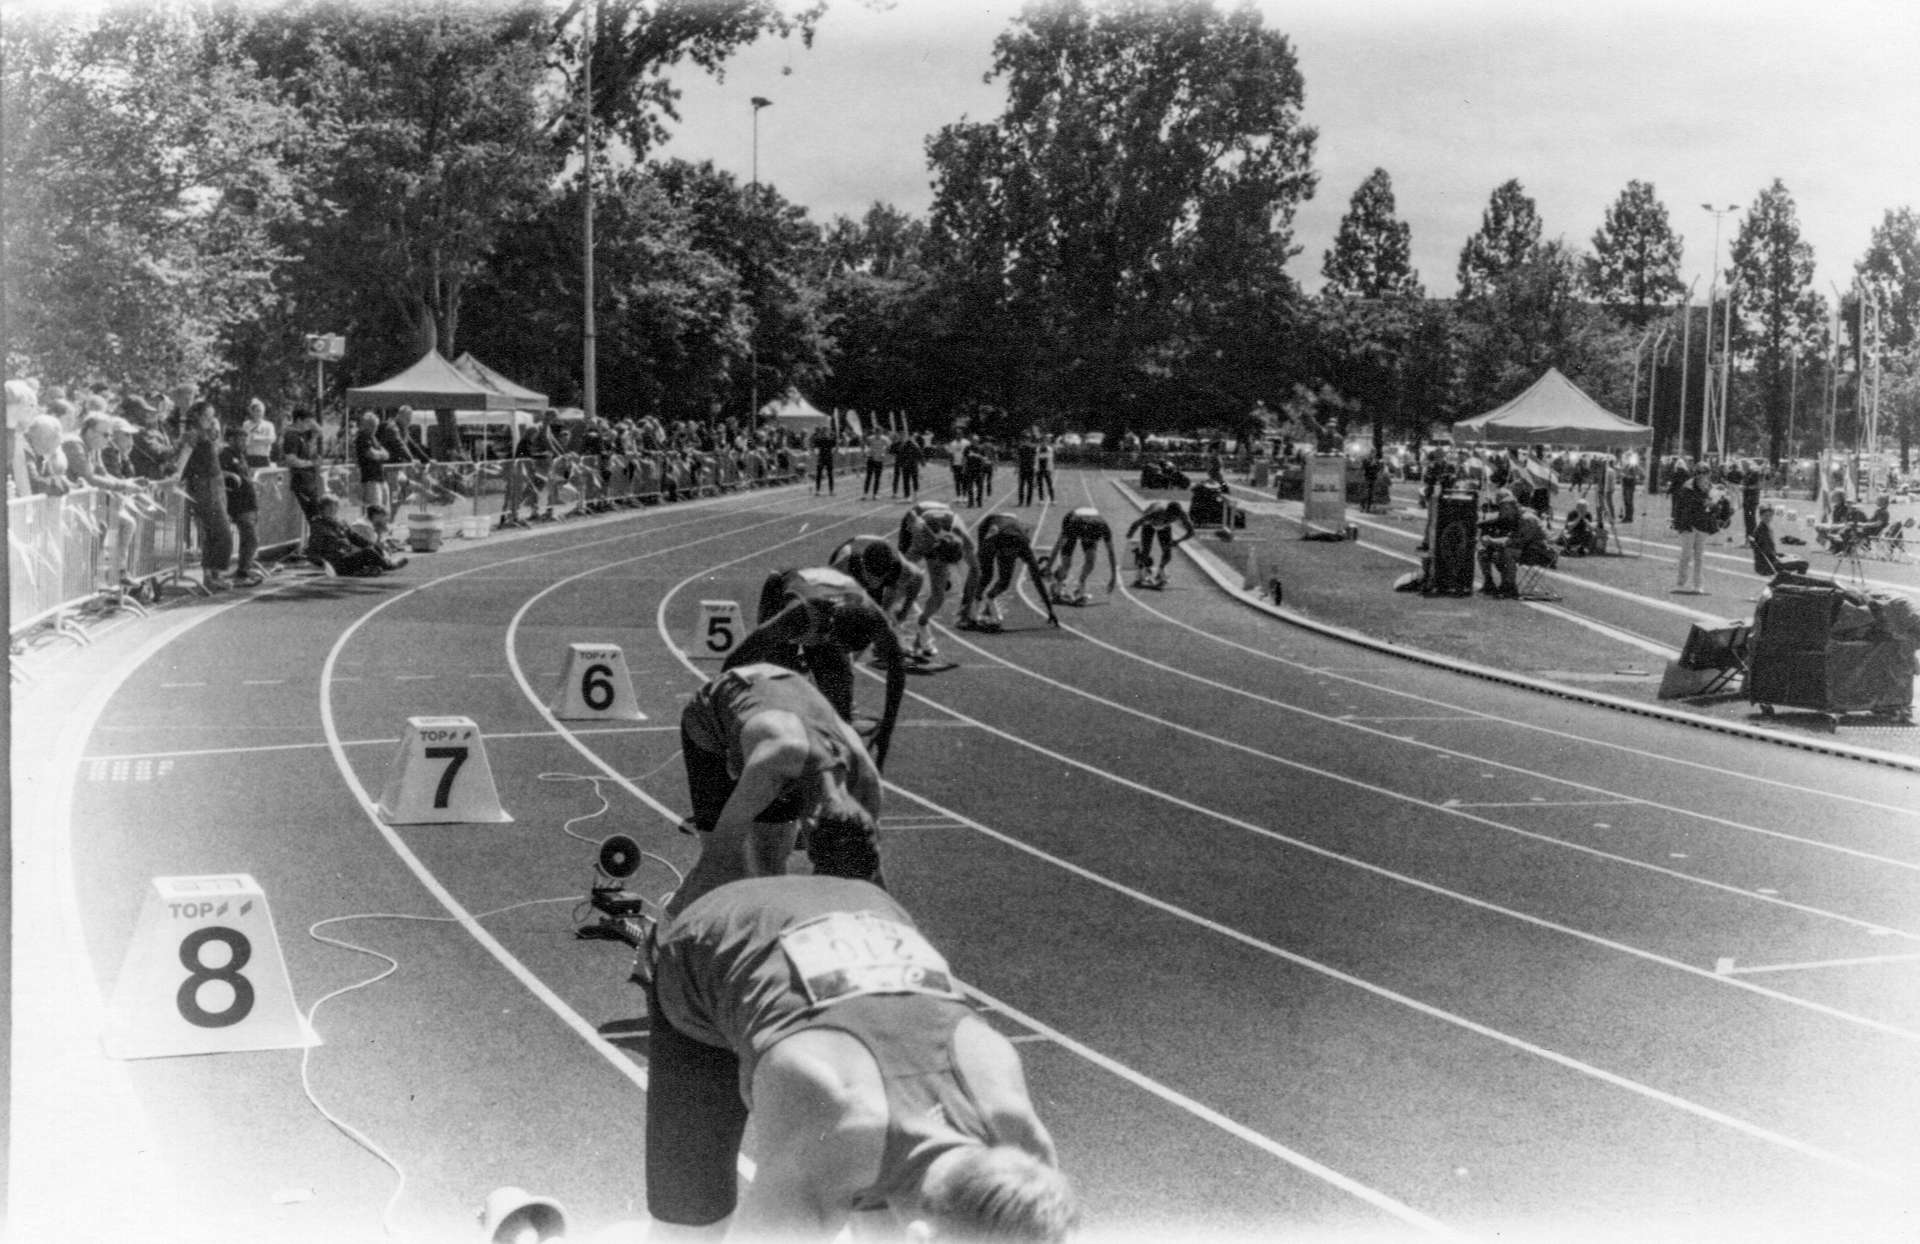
[1108,477,1920,776]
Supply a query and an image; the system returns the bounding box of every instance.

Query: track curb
[1108,478,1920,775]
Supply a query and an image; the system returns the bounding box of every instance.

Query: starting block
[377,716,511,824]
[103,874,319,1059]
[550,643,645,721]
[696,600,744,659]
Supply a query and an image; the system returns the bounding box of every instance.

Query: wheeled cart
[1746,579,1917,723]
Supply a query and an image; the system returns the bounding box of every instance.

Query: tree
[2,7,308,392]
[1585,179,1684,326]
[1727,179,1824,463]
[1456,179,1541,301]
[1322,168,1422,300]
[1854,206,1920,351]
[1455,239,1628,414]
[924,0,1318,430]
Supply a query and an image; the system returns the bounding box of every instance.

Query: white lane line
[158,680,206,688]
[1716,951,1920,977]
[864,780,1898,1187]
[1444,800,1641,809]
[900,623,1920,1044]
[635,516,1470,1230]
[1100,475,1920,818]
[242,678,286,686]
[1339,715,1487,723]
[393,674,436,682]
[80,725,684,763]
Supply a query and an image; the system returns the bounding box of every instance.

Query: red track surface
[15,470,1920,1244]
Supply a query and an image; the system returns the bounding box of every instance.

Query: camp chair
[1674,621,1751,696]
[1514,548,1561,601]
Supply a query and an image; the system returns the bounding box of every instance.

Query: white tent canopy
[1451,368,1652,449]
[758,387,829,426]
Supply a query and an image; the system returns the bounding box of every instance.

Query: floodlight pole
[582,0,597,423]
[1699,204,1739,463]
[748,95,771,423]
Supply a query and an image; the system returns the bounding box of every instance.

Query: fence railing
[10,445,820,644]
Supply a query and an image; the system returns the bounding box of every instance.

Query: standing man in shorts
[729,565,908,770]
[643,875,1079,1242]
[1125,499,1195,587]
[673,663,884,919]
[1049,506,1117,604]
[966,512,1060,630]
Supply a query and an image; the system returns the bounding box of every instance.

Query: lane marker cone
[103,874,320,1059]
[550,643,645,721]
[377,716,511,824]
[696,600,744,659]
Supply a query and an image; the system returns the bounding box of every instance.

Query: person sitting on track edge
[1047,506,1118,604]
[897,500,982,659]
[963,512,1060,631]
[671,662,884,920]
[829,533,927,626]
[642,874,1080,1244]
[1124,499,1195,588]
[727,565,908,771]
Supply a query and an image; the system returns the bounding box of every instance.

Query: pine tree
[1585,180,1685,326]
[1855,206,1920,350]
[1457,179,1542,301]
[1728,180,1823,463]
[1322,168,1423,300]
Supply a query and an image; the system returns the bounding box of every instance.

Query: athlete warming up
[965,512,1060,630]
[673,664,885,918]
[1125,499,1195,588]
[730,566,907,770]
[829,533,927,626]
[1048,507,1118,604]
[644,875,1080,1244]
[896,500,981,659]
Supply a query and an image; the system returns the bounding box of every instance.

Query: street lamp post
[749,96,771,424]
[1699,203,1739,462]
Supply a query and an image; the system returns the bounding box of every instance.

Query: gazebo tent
[758,387,830,427]
[1451,368,1652,449]
[452,352,550,412]
[346,349,528,457]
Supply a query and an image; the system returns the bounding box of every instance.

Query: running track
[15,469,1920,1244]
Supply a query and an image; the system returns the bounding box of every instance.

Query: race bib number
[779,912,960,1005]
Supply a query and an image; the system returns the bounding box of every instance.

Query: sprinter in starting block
[643,875,1079,1242]
[897,500,981,659]
[828,533,925,624]
[964,512,1060,630]
[730,566,907,770]
[672,663,884,918]
[1125,499,1195,588]
[1048,506,1118,604]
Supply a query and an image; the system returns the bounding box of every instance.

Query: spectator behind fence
[352,410,389,513]
[22,414,71,496]
[304,495,407,576]
[172,403,234,591]
[281,406,326,521]
[241,397,277,468]
[219,425,264,587]
[124,396,175,481]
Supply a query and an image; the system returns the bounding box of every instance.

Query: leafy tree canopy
[1322,167,1422,300]
[1456,178,1541,302]
[1585,179,1684,326]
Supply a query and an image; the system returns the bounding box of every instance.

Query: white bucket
[461,514,493,539]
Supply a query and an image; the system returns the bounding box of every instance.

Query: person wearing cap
[122,395,175,481]
[640,874,1078,1242]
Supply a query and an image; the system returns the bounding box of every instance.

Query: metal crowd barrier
[10,445,816,645]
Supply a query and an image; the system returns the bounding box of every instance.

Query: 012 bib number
[779,911,959,1005]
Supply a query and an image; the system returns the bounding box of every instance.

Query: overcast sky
[657,0,1920,304]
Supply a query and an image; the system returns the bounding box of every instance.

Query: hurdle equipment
[103,874,319,1059]
[549,643,644,721]
[695,599,744,658]
[377,716,511,824]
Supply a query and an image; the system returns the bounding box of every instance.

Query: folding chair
[1675,621,1751,696]
[1514,555,1561,602]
